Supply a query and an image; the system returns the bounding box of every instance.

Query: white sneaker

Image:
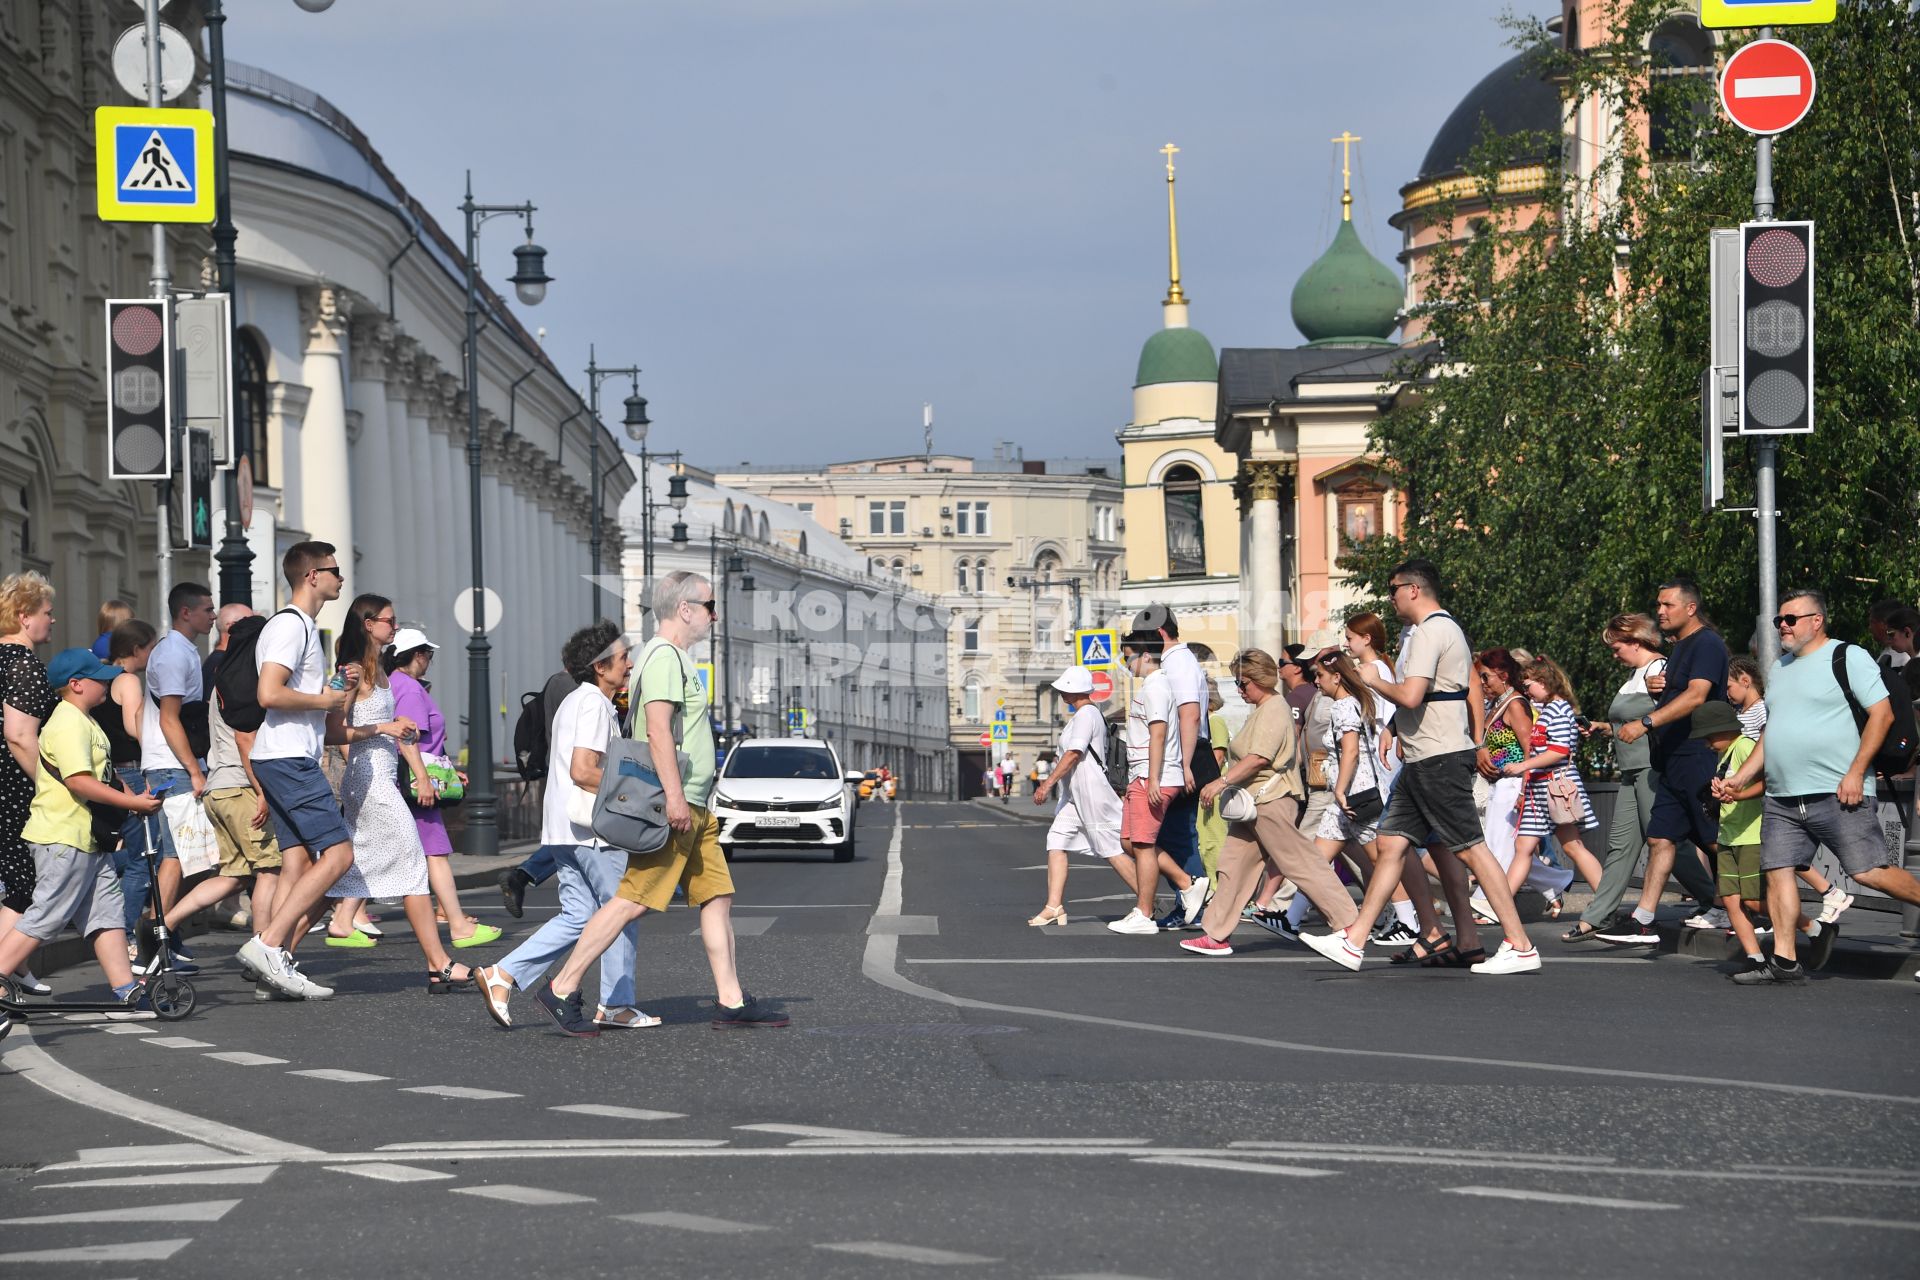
[1106,909,1159,936]
[284,958,334,1000]
[1818,890,1854,926]
[1684,907,1731,930]
[1468,896,1498,926]
[236,936,275,983]
[1470,941,1542,975]
[1179,877,1210,925]
[1302,931,1364,971]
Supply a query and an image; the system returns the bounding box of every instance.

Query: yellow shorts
[616,807,734,911]
[205,787,283,878]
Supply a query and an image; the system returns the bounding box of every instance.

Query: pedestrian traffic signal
[1738,221,1813,435]
[105,298,173,478]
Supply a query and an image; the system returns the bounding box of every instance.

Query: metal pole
[641,444,652,587]
[146,0,173,612]
[587,346,602,623]
[461,173,497,856]
[1753,28,1780,667]
[206,0,251,608]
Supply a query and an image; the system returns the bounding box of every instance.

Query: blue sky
[228,1,1543,466]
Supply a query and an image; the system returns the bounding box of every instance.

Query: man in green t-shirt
[536,571,788,1036]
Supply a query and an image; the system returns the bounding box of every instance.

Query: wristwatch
[1639,715,1655,731]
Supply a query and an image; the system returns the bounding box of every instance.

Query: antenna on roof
[923,402,933,468]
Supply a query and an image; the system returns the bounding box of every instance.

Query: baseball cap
[388,627,439,654]
[1051,665,1095,695]
[1689,700,1743,739]
[1278,643,1311,670]
[46,647,123,689]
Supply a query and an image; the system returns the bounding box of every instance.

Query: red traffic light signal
[105,298,173,478]
[1738,221,1813,435]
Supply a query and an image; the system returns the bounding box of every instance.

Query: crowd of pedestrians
[1028,565,1920,984]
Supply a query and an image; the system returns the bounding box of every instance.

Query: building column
[298,287,354,633]
[403,373,439,626]
[426,381,460,638]
[382,355,418,621]
[443,401,474,745]
[347,318,396,601]
[1246,461,1285,657]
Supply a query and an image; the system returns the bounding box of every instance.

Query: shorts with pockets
[252,756,352,856]
[17,843,125,941]
[1759,794,1895,877]
[205,786,283,877]
[1648,752,1720,849]
[617,807,736,912]
[1376,749,1484,854]
[1120,781,1181,847]
[1715,843,1763,901]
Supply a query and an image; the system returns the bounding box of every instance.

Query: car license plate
[756,815,799,828]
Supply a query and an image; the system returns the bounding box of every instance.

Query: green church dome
[1134,325,1218,387]
[1289,220,1402,347]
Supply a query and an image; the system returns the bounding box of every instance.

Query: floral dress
[0,643,55,912]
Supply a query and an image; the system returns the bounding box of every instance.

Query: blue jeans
[111,765,157,930]
[518,845,558,886]
[142,766,195,862]
[498,843,637,1008]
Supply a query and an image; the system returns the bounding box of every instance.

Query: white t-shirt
[1159,642,1210,741]
[1125,669,1185,787]
[139,629,203,771]
[541,682,616,848]
[1323,695,1380,793]
[251,608,327,763]
[1056,704,1104,808]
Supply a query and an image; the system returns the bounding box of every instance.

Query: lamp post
[583,346,643,623]
[459,171,551,856]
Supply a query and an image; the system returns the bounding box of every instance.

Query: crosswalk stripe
[75,1142,229,1164]
[1132,1156,1336,1178]
[324,1162,453,1182]
[398,1085,522,1100]
[40,1166,279,1189]
[288,1068,389,1083]
[0,1238,194,1263]
[688,916,774,936]
[142,1035,215,1049]
[548,1103,686,1121]
[1444,1186,1679,1210]
[736,1123,903,1140]
[0,1198,241,1225]
[451,1184,594,1205]
[615,1210,769,1234]
[204,1051,288,1067]
[816,1241,999,1265]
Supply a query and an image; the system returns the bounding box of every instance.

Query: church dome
[1134,325,1218,387]
[1417,50,1559,182]
[1289,220,1401,347]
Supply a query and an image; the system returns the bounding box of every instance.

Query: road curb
[1655,918,1920,980]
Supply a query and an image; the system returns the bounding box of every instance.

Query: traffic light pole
[1752,26,1779,667]
[143,0,173,613]
[207,0,253,609]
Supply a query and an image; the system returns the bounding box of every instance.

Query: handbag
[1217,785,1256,824]
[587,641,696,854]
[1338,709,1384,825]
[1544,769,1582,826]
[408,752,464,806]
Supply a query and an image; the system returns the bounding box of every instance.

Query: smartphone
[1575,715,1592,731]
[148,780,176,799]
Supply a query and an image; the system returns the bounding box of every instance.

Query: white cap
[1051,665,1095,694]
[388,627,439,654]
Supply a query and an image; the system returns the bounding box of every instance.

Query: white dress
[328,684,430,899]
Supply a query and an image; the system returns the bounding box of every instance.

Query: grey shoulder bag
[588,641,694,855]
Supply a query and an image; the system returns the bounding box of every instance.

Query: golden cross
[1330,131,1361,222]
[1161,141,1179,179]
[1159,143,1184,304]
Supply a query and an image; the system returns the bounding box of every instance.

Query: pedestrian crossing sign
[1074,628,1118,670]
[991,723,1010,743]
[95,106,215,223]
[696,662,714,704]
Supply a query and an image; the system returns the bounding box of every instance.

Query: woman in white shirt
[476,622,655,1030]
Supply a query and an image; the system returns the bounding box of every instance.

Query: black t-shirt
[1651,626,1729,766]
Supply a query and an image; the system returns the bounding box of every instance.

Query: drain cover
[803,1023,1025,1039]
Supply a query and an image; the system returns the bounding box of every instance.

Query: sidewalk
[28,844,541,981]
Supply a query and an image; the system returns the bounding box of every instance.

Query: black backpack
[1833,641,1920,782]
[214,609,296,733]
[512,688,550,783]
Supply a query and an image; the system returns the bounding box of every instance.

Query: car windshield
[724,746,839,781]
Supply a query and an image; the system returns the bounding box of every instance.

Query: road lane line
[549,1104,686,1121]
[1133,1156,1337,1178]
[325,1162,454,1182]
[1229,1141,1615,1164]
[39,1166,279,1189]
[0,1199,241,1225]
[905,956,1644,965]
[382,1139,725,1151]
[615,1211,771,1234]
[1736,1163,1920,1181]
[203,1051,288,1067]
[1445,1186,1679,1211]
[737,1123,903,1140]
[399,1085,522,1100]
[75,1142,231,1163]
[864,809,1920,1106]
[0,1238,194,1263]
[451,1184,595,1205]
[287,1068,390,1083]
[789,1137,1143,1148]
[1801,1216,1920,1232]
[816,1242,999,1265]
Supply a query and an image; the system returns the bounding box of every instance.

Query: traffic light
[1738,220,1814,435]
[105,298,173,478]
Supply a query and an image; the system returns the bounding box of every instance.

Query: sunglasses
[1773,611,1821,629]
[313,565,343,579]
[690,599,717,616]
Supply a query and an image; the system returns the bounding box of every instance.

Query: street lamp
[459,171,551,856]
[584,347,642,623]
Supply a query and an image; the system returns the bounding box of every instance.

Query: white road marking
[1013,865,1105,872]
[736,1123,903,1140]
[75,1142,231,1164]
[1444,1186,1679,1210]
[791,1137,1144,1148]
[1801,1215,1920,1232]
[1230,1141,1615,1165]
[204,1051,288,1067]
[381,1139,725,1151]
[1735,1163,1920,1181]
[735,903,869,909]
[142,1035,216,1049]
[325,1162,453,1182]
[1133,1155,1336,1178]
[616,1210,770,1233]
[95,1023,158,1034]
[1047,1274,1165,1280]
[451,1184,595,1205]
[548,1103,686,1121]
[0,1238,194,1263]
[0,1198,241,1225]
[41,1166,279,1189]
[288,1068,390,1083]
[905,956,1644,965]
[862,809,1920,1106]
[60,1010,154,1022]
[816,1242,1000,1265]
[399,1085,522,1100]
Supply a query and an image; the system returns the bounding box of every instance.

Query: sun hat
[1051,665,1095,695]
[388,627,439,655]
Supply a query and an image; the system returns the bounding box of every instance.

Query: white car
[711,737,861,862]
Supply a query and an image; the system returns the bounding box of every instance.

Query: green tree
[1349,0,1920,706]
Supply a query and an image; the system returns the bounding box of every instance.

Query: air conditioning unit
[942,526,953,537]
[910,564,924,575]
[922,526,933,536]
[939,506,951,517]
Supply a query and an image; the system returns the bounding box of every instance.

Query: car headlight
[712,793,736,808]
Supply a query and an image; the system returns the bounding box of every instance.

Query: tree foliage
[1348,0,1920,705]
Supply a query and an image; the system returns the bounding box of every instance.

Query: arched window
[724,500,736,533]
[1034,549,1061,577]
[236,330,270,485]
[1649,17,1714,160]
[758,512,770,542]
[962,676,982,722]
[955,558,971,594]
[1162,464,1205,577]
[890,557,906,581]
[973,560,987,594]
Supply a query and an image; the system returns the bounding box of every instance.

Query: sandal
[1543,893,1564,920]
[427,964,474,994]
[1390,932,1453,966]
[1434,946,1488,968]
[475,964,514,1027]
[1027,906,1068,927]
[1561,920,1602,943]
[452,923,503,949]
[595,1005,663,1028]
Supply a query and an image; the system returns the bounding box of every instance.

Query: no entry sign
[1089,670,1115,704]
[1719,38,1816,135]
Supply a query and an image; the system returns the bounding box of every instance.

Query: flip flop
[325,929,377,948]
[452,923,503,949]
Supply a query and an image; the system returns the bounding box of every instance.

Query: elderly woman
[0,573,58,947]
[1182,649,1357,956]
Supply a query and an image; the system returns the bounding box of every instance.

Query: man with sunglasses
[1715,590,1920,985]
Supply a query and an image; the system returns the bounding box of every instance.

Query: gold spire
[1160,142,1185,306]
[1331,130,1361,222]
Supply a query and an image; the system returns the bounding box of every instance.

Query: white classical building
[620,466,951,797]
[0,4,629,772]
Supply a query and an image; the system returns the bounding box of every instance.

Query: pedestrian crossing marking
[122,128,192,191]
[93,106,215,223]
[1074,629,1118,669]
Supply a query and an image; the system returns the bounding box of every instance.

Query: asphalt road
[3,799,1917,1279]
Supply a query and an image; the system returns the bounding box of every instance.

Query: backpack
[512,688,550,783]
[1833,641,1920,782]
[1099,719,1128,796]
[214,609,298,734]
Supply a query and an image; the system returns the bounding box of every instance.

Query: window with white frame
[962,617,981,651]
[1035,614,1058,652]
[887,500,906,534]
[868,501,886,535]
[955,558,971,593]
[973,560,987,594]
[962,678,982,722]
[955,500,991,536]
[890,558,906,580]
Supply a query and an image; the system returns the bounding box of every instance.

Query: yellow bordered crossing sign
[1073,628,1118,670]
[95,105,215,223]
[1698,0,1834,28]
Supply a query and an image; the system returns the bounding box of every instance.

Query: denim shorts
[252,757,352,856]
[1759,794,1895,877]
[1377,749,1484,854]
